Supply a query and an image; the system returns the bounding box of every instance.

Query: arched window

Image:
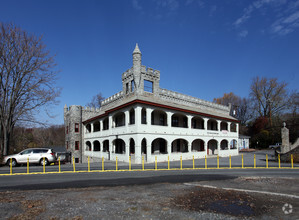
[93,140,100,151]
[86,124,91,133]
[171,114,188,128]
[129,108,135,125]
[113,112,125,127]
[191,116,204,129]
[151,110,167,126]
[86,141,91,151]
[192,139,205,151]
[151,138,167,154]
[171,139,188,152]
[220,140,228,150]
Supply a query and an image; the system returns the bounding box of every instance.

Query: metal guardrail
[0,154,298,176]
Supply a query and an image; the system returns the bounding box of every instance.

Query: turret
[132,43,142,91]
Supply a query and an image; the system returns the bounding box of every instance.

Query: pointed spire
[133,43,141,54]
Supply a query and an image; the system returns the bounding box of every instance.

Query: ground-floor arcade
[83,134,238,164]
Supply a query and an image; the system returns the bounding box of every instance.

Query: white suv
[3,148,56,167]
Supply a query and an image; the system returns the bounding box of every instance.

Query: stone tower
[122,44,160,96]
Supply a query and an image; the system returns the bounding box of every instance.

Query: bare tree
[250,77,290,124]
[213,92,252,125]
[0,23,60,156]
[87,92,104,108]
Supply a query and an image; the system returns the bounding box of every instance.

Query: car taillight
[50,153,54,156]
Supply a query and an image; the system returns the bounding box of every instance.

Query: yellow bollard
[129,156,131,171]
[217,155,219,169]
[229,155,231,169]
[116,157,118,171]
[43,157,46,173]
[205,155,207,169]
[59,157,61,173]
[254,154,256,168]
[72,157,76,172]
[142,156,144,171]
[242,154,244,169]
[278,154,281,168]
[155,156,157,170]
[266,154,268,168]
[168,156,170,170]
[10,158,12,175]
[102,157,104,171]
[291,154,293,169]
[180,156,182,170]
[88,156,90,172]
[27,158,29,174]
[192,155,195,169]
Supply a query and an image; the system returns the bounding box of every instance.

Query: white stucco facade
[64,44,239,164]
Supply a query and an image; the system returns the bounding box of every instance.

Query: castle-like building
[64,44,239,163]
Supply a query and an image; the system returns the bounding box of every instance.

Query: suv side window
[20,150,33,155]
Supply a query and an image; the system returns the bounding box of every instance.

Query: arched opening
[103,140,109,152]
[151,138,167,154]
[208,119,218,131]
[151,110,167,126]
[192,139,205,151]
[114,139,125,154]
[129,138,135,154]
[86,124,91,133]
[113,112,125,127]
[220,122,228,131]
[230,123,237,132]
[86,141,91,151]
[220,140,228,150]
[93,140,100,151]
[93,121,100,132]
[171,113,188,128]
[208,139,218,155]
[171,139,188,152]
[129,108,135,125]
[141,108,147,124]
[103,118,109,130]
[191,116,204,129]
[141,138,147,154]
[230,139,237,149]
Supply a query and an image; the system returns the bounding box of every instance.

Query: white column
[187,142,191,153]
[135,106,142,125]
[125,110,129,126]
[146,108,152,126]
[204,118,208,130]
[217,120,221,131]
[109,115,113,129]
[167,141,171,156]
[187,115,192,130]
[236,123,239,134]
[146,140,151,162]
[228,122,231,132]
[167,111,172,127]
[204,141,208,155]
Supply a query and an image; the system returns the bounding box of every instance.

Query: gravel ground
[1,177,298,220]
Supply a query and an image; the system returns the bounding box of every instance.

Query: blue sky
[1,0,298,125]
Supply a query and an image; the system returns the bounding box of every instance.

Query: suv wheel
[40,158,49,166]
[7,159,17,167]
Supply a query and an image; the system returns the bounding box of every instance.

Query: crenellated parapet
[141,66,160,81]
[101,91,124,108]
[159,88,230,115]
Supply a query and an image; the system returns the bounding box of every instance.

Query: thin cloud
[132,0,143,11]
[239,30,249,37]
[271,10,299,35]
[234,0,299,36]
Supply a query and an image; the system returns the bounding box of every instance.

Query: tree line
[213,77,298,148]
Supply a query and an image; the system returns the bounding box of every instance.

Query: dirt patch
[173,187,273,217]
